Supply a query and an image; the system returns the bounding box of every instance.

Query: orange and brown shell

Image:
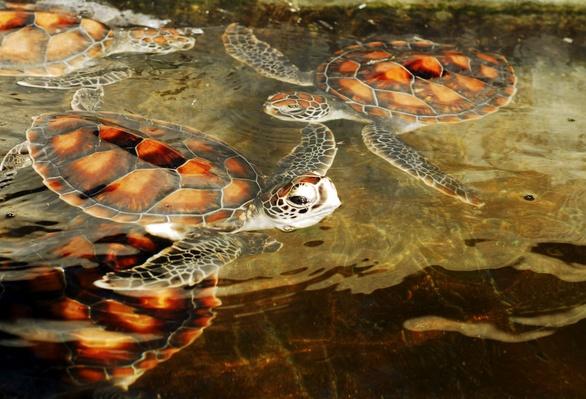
[316,39,517,125]
[27,112,261,227]
[0,10,115,76]
[0,222,219,391]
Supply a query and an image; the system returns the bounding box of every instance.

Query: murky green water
[0,1,585,398]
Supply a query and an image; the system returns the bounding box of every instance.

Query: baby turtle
[0,89,340,291]
[0,8,199,89]
[223,24,517,206]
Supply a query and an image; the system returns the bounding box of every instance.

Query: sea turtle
[0,88,341,291]
[223,24,517,206]
[1,0,173,29]
[0,7,200,89]
[0,219,222,397]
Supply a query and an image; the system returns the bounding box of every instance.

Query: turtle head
[264,91,337,122]
[240,173,340,232]
[259,174,341,232]
[116,27,200,54]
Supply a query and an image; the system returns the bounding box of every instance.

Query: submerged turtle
[0,7,200,89]
[223,24,517,206]
[0,88,341,291]
[0,219,221,396]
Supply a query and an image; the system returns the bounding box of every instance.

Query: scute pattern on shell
[0,10,113,76]
[26,112,261,226]
[316,38,517,125]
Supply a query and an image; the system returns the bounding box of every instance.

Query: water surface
[0,1,585,398]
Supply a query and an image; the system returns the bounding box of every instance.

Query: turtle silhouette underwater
[223,24,517,206]
[0,218,222,397]
[0,6,200,89]
[0,88,341,291]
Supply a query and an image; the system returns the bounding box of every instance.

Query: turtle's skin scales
[27,111,261,227]
[317,39,516,124]
[0,10,114,76]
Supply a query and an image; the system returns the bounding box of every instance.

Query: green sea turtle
[0,7,200,89]
[223,24,517,206]
[0,88,340,291]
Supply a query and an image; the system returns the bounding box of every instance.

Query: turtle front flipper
[243,123,340,233]
[222,23,313,86]
[361,123,484,207]
[267,123,338,189]
[17,62,132,89]
[0,142,31,191]
[94,231,282,291]
[71,86,104,112]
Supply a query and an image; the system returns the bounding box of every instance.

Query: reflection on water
[0,216,219,397]
[0,0,585,397]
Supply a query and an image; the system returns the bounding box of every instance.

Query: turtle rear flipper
[71,86,105,111]
[362,123,484,207]
[222,23,313,86]
[0,142,31,191]
[94,231,281,291]
[17,62,132,89]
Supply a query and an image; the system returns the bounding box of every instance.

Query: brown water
[0,1,585,398]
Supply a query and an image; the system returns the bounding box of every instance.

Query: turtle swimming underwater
[0,88,341,291]
[0,7,200,89]
[223,24,517,206]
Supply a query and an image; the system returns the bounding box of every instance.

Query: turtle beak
[318,177,341,213]
[263,101,276,115]
[263,102,292,122]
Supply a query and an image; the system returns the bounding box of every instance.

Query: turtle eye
[289,195,309,205]
[286,183,318,207]
[284,103,302,111]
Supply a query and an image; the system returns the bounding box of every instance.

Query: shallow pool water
[0,1,584,398]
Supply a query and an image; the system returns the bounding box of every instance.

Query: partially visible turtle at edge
[2,0,173,28]
[0,88,341,291]
[0,5,200,90]
[223,24,517,206]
